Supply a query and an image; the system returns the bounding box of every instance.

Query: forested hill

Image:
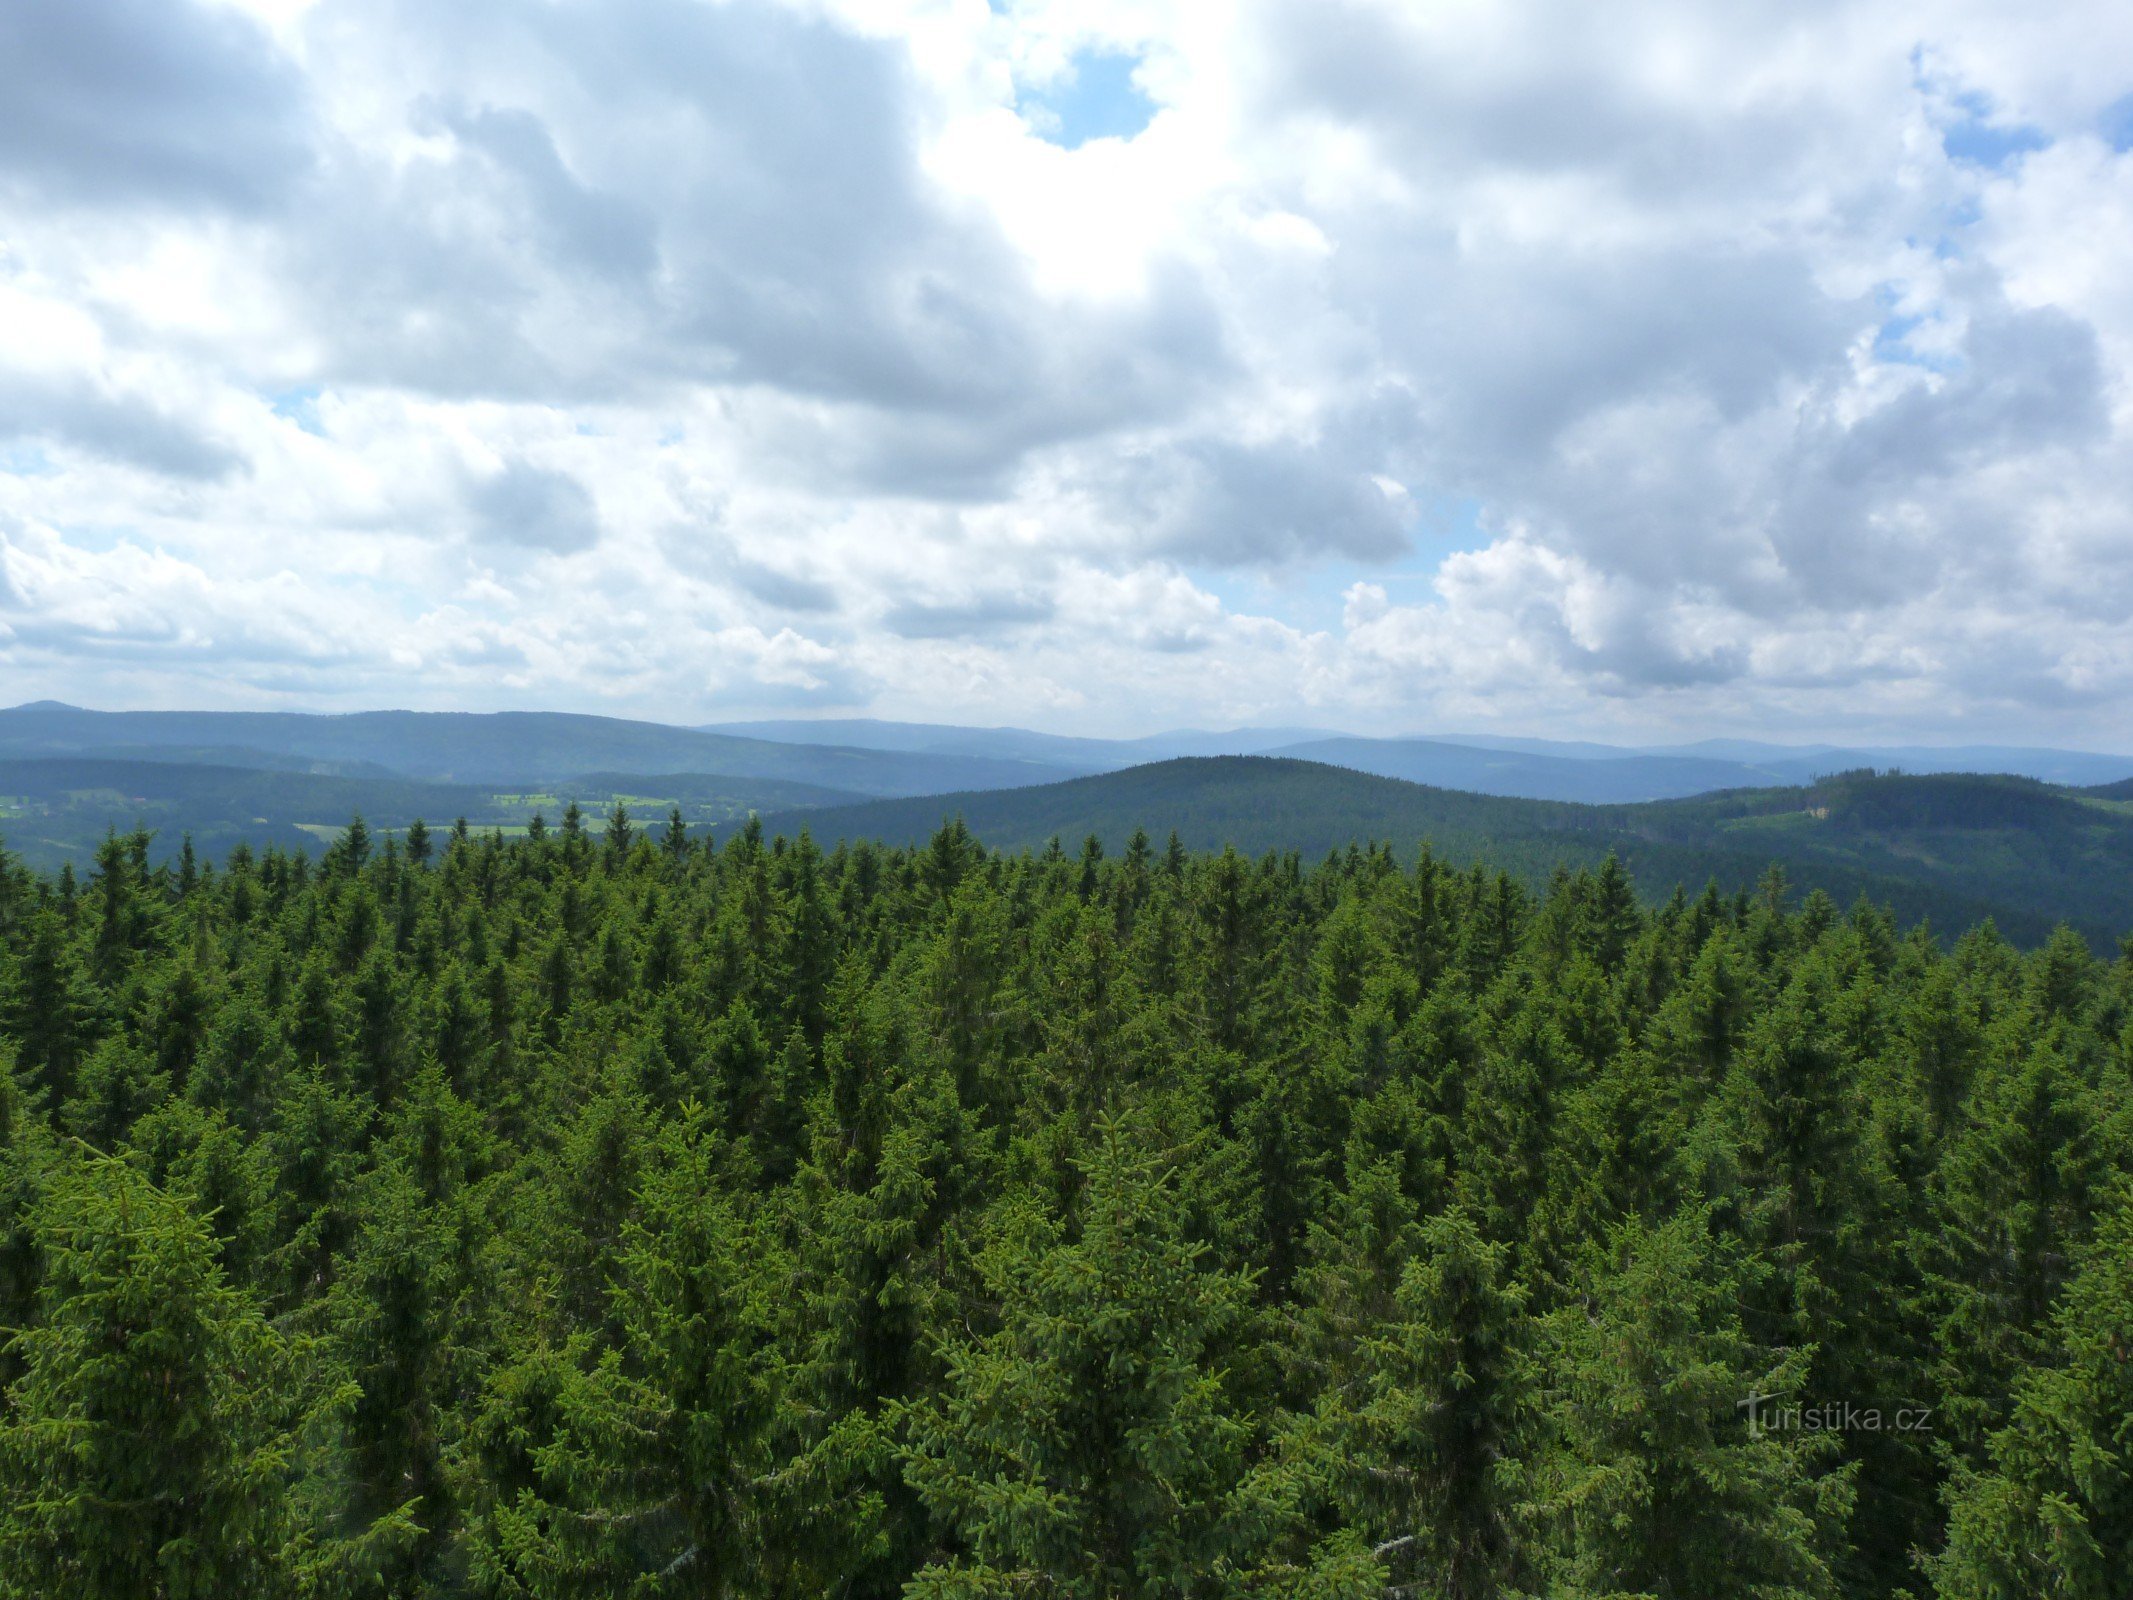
[728,755,1608,858]
[726,756,2133,947]
[0,815,2126,1597]
[8,752,2130,944]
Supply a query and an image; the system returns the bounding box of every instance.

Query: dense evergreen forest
[0,809,2128,1598]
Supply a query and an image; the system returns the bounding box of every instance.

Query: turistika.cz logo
[1736,1393,1934,1439]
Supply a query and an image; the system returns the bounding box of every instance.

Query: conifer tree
[775,989,971,1596]
[90,827,156,987]
[1934,1190,2133,1599]
[901,1119,1259,1600]
[2,906,99,1103]
[328,1162,464,1591]
[466,1117,783,1598]
[1928,1030,2115,1457]
[1319,1206,1540,1599]
[0,1155,310,1599]
[1535,1210,1856,1600]
[602,803,633,870]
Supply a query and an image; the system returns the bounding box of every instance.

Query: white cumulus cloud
[0,0,2129,744]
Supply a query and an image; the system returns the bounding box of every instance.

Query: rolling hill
[719,757,2133,948]
[5,704,2130,943]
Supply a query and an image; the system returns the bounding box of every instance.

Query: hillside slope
[729,757,2133,946]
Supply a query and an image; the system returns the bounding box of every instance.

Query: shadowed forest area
[0,810,2128,1598]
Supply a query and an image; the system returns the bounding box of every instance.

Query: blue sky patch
[1,445,59,477]
[1873,314,1959,373]
[1189,495,1485,634]
[1869,286,1961,373]
[1196,559,1440,637]
[59,522,148,555]
[1025,50,1155,149]
[2102,93,2133,152]
[268,387,324,436]
[1938,88,2049,168]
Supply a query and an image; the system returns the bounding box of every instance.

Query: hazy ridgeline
[0,812,2127,1598]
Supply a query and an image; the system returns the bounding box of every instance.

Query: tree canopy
[0,816,2125,1598]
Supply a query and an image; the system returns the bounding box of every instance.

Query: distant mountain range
[0,703,1069,798]
[705,715,2133,797]
[3,702,2130,945]
[8,701,2129,802]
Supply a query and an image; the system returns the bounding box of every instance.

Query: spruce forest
[0,806,2128,1600]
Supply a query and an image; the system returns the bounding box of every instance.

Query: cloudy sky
[3,0,2131,744]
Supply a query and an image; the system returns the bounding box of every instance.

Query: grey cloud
[1159,438,1411,565]
[0,0,310,209]
[276,146,601,401]
[658,516,843,613]
[1448,557,1756,695]
[437,104,659,281]
[468,462,602,552]
[1457,292,2116,671]
[719,669,880,713]
[1258,0,1886,205]
[0,374,242,480]
[1378,243,1857,483]
[1947,653,2117,710]
[1095,390,1421,568]
[1239,0,2133,698]
[2,603,367,668]
[1319,193,2106,633]
[1145,631,1214,655]
[531,0,1095,413]
[754,266,1229,501]
[732,563,839,615]
[1751,301,2107,609]
[1821,304,2107,486]
[280,0,1224,484]
[1250,222,1868,609]
[1585,632,1750,694]
[882,590,1056,639]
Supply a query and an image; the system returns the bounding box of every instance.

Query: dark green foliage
[0,1152,410,1599]
[0,812,2125,1599]
[2,908,99,1103]
[1534,1210,1857,1600]
[1301,1207,1539,1600]
[900,1121,1264,1599]
[1933,1190,2133,1598]
[728,758,2133,947]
